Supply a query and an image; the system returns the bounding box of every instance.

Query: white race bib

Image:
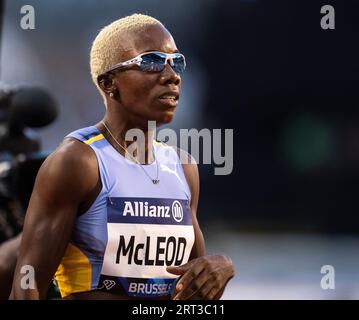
[98,197,195,298]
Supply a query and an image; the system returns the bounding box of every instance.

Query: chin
[151,110,175,126]
[159,111,175,125]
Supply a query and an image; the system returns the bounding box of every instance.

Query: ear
[97,73,119,97]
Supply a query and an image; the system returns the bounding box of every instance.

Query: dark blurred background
[1,0,359,299]
[199,0,359,234]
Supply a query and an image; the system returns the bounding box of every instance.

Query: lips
[158,91,179,107]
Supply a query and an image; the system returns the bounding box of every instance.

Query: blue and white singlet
[54,125,195,298]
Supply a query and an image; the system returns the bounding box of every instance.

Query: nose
[159,62,181,86]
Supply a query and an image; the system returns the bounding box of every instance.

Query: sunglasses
[98,51,186,80]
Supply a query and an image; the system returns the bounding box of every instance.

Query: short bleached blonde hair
[90,14,163,95]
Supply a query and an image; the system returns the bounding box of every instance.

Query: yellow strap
[84,134,104,145]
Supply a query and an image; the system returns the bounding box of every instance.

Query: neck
[99,113,156,165]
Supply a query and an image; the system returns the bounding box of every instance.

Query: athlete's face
[113,24,182,126]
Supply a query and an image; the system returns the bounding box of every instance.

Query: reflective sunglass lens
[172,56,185,74]
[139,52,185,74]
[140,53,166,71]
[140,64,165,72]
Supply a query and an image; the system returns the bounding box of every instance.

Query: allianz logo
[122,200,184,222]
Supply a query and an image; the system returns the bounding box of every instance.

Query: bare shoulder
[35,137,99,201]
[51,137,96,163]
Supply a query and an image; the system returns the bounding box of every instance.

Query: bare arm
[10,139,99,299]
[183,153,205,260]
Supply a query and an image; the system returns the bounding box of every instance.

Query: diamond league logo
[171,200,183,222]
[103,280,116,290]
